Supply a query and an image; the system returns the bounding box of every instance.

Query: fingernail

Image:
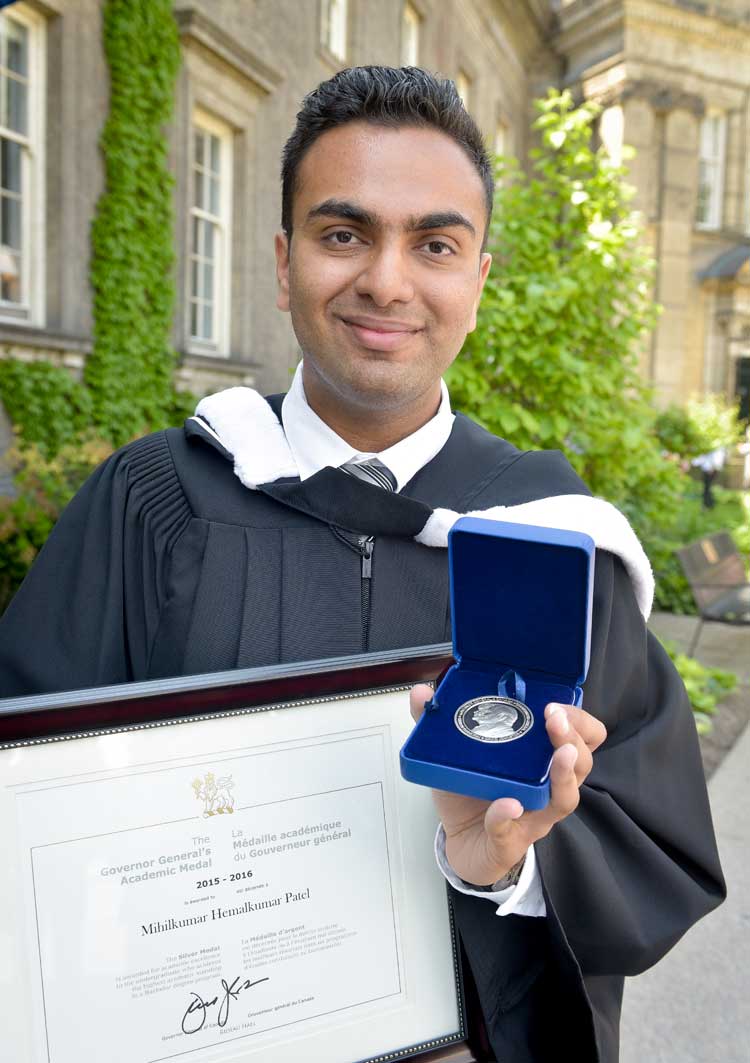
[548,704,569,733]
[510,802,524,819]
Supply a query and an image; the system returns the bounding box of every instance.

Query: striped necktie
[339,457,397,492]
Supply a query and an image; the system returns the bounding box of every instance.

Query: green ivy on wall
[85,0,181,446]
[0,360,93,458]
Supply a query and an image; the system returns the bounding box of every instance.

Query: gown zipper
[358,536,374,652]
[329,527,375,652]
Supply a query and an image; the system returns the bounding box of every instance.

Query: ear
[275,231,291,312]
[467,252,492,333]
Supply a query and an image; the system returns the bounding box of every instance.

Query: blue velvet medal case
[400,516,595,809]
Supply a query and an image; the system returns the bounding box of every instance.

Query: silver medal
[454,695,533,744]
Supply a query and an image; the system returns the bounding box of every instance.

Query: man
[0,66,724,1061]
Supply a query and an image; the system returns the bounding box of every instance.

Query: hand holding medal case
[400,516,595,809]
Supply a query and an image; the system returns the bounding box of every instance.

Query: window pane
[209,176,219,216]
[191,215,201,257]
[7,77,27,135]
[193,168,203,210]
[190,300,199,338]
[1,138,22,194]
[204,220,215,259]
[190,258,199,300]
[326,0,347,59]
[203,302,213,339]
[202,261,213,300]
[194,130,205,168]
[209,134,220,176]
[1,193,21,250]
[696,160,713,225]
[0,247,21,303]
[6,18,29,77]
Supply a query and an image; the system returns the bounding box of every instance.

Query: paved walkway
[620,615,750,1063]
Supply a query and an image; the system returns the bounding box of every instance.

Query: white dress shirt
[281,363,545,918]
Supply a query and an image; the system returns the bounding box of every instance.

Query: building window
[456,70,471,111]
[696,111,726,231]
[321,0,347,62]
[736,356,750,421]
[0,4,44,323]
[401,3,419,67]
[189,112,232,356]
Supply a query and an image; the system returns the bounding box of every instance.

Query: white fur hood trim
[194,387,297,488]
[193,387,654,620]
[417,497,654,619]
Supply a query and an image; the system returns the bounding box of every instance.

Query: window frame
[187,107,233,359]
[0,1,45,327]
[320,0,348,63]
[695,110,727,232]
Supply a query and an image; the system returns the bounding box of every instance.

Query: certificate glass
[0,646,478,1063]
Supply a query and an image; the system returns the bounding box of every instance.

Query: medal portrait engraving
[454,696,533,743]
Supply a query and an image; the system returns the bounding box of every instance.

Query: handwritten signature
[181,974,271,1034]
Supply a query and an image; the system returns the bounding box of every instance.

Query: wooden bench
[676,531,750,655]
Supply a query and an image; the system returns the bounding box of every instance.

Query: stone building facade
[0,0,749,412]
[553,0,750,416]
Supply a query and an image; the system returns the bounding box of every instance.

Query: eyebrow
[305,199,476,238]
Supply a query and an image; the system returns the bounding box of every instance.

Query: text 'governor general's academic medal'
[400,516,595,810]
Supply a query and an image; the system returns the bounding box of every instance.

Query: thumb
[409,684,434,724]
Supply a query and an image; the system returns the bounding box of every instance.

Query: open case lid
[448,516,595,687]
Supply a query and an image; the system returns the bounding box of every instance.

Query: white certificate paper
[1,688,463,1063]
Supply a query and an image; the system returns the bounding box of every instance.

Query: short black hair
[281,65,494,248]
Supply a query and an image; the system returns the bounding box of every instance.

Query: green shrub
[643,484,750,614]
[659,637,737,734]
[0,360,93,458]
[0,435,114,613]
[655,394,744,460]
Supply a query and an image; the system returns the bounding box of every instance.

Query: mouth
[337,316,423,352]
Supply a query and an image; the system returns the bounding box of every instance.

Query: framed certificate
[0,645,484,1063]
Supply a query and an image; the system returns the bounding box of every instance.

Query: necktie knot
[339,457,397,492]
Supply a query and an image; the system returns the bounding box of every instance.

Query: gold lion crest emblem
[192,771,235,817]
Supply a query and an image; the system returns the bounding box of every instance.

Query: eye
[421,239,454,257]
[324,230,363,246]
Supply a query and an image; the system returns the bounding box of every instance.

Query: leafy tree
[448,90,684,536]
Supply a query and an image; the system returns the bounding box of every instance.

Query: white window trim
[695,110,727,232]
[188,107,233,358]
[0,1,45,327]
[400,3,420,67]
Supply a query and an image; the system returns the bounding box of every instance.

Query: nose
[353,242,415,306]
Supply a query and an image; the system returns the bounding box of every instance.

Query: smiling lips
[339,315,423,351]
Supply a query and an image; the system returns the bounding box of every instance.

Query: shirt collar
[281,362,454,492]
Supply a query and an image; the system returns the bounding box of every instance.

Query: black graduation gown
[0,403,725,1063]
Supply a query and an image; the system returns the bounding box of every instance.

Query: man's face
[275,121,491,416]
[475,705,515,729]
